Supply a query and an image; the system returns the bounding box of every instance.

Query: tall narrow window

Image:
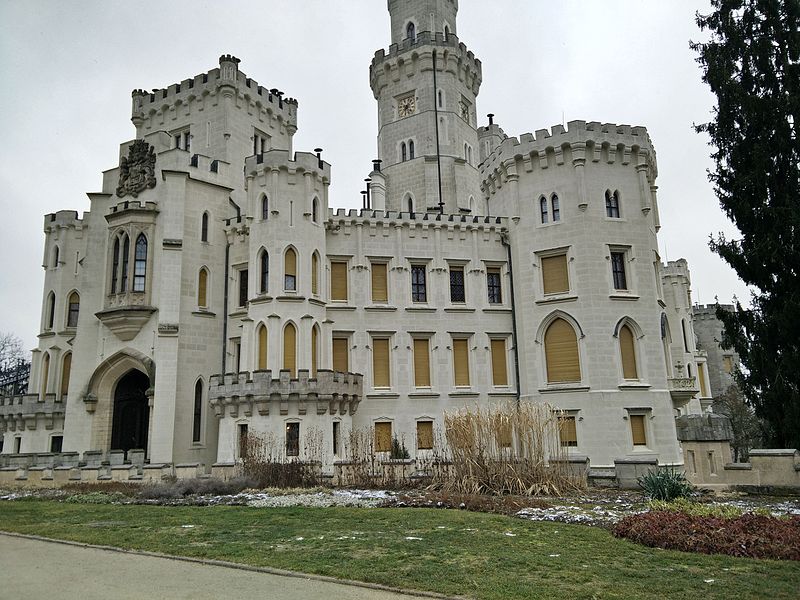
[544,318,581,383]
[610,252,627,290]
[52,245,60,268]
[417,421,434,450]
[121,234,130,292]
[261,195,269,220]
[372,338,390,388]
[551,194,560,222]
[111,237,120,293]
[606,190,621,218]
[67,292,80,328]
[257,324,268,370]
[311,325,319,377]
[540,196,549,223]
[401,142,407,162]
[407,196,414,213]
[198,268,208,308]
[332,421,341,456]
[619,324,638,380]
[193,380,203,443]
[133,234,147,292]
[698,363,709,396]
[541,254,569,295]
[312,198,319,223]
[283,323,297,377]
[238,269,248,306]
[40,353,50,399]
[260,250,269,294]
[238,423,248,459]
[413,338,431,387]
[286,422,300,457]
[45,292,55,330]
[559,416,578,447]
[450,267,465,303]
[682,320,690,352]
[406,21,416,41]
[50,436,63,453]
[284,248,297,291]
[60,353,71,400]
[371,262,388,303]
[311,253,319,295]
[453,338,470,387]
[201,212,209,242]
[409,140,415,159]
[487,267,502,304]
[375,422,392,453]
[491,339,508,386]
[630,415,647,446]
[411,265,427,302]
[331,261,348,301]
[333,338,349,373]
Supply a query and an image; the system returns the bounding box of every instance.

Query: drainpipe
[501,231,521,403]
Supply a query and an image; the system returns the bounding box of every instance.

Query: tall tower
[370,0,483,213]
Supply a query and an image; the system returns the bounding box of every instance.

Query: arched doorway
[110,370,150,452]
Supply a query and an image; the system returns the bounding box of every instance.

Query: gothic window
[311,325,319,376]
[121,234,130,292]
[238,268,249,306]
[52,245,60,268]
[540,196,549,224]
[551,194,561,222]
[111,238,120,293]
[45,291,55,330]
[606,190,621,218]
[544,318,581,383]
[198,268,209,308]
[409,140,415,160]
[406,21,416,41]
[261,195,269,220]
[619,324,639,380]
[449,267,465,303]
[444,25,450,38]
[193,379,203,443]
[201,212,209,242]
[260,250,269,294]
[284,248,297,291]
[682,319,690,352]
[67,291,80,328]
[257,324,268,370]
[286,422,300,457]
[133,234,147,292]
[311,252,319,296]
[60,353,71,400]
[283,322,297,377]
[487,268,502,304]
[401,142,407,162]
[312,197,319,223]
[40,352,50,399]
[407,195,414,213]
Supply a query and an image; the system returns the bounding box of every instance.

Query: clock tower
[369,0,483,214]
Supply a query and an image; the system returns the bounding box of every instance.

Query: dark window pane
[286,422,300,457]
[611,252,627,290]
[487,271,502,304]
[239,269,249,306]
[450,268,465,303]
[411,266,427,302]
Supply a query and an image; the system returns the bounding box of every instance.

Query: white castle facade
[1,0,718,476]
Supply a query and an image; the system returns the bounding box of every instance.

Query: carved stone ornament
[116,139,157,198]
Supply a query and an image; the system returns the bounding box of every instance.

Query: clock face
[398,95,416,118]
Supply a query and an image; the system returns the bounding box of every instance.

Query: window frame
[558,413,579,448]
[259,249,269,294]
[284,247,298,292]
[370,260,389,304]
[416,419,434,451]
[237,267,249,307]
[486,266,502,304]
[451,336,472,388]
[192,379,204,444]
[371,335,392,390]
[411,264,427,303]
[605,189,621,219]
[66,291,80,328]
[330,259,349,302]
[449,265,466,304]
[412,335,432,389]
[285,421,300,457]
[627,411,650,448]
[539,196,549,224]
[551,193,561,222]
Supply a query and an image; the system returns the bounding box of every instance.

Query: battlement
[478,123,507,139]
[326,207,507,234]
[662,259,690,279]
[693,304,735,317]
[244,149,331,183]
[43,210,82,232]
[370,31,482,96]
[131,55,298,128]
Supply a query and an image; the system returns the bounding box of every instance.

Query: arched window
[257,324,268,370]
[60,353,71,400]
[259,250,269,294]
[201,212,209,242]
[544,318,581,383]
[469,196,476,214]
[551,194,561,222]
[52,245,60,268]
[619,324,638,380]
[464,143,468,160]
[406,194,414,214]
[45,292,55,330]
[606,190,620,218]
[311,325,319,377]
[409,140,415,160]
[681,319,690,352]
[406,21,416,41]
[468,146,472,165]
[283,322,297,377]
[193,379,203,443]
[121,234,130,292]
[284,247,297,291]
[261,195,269,220]
[311,252,319,296]
[198,268,208,308]
[40,352,50,399]
[540,197,549,224]
[133,234,147,292]
[111,237,120,293]
[661,313,672,377]
[312,197,319,223]
[401,142,407,162]
[444,25,450,38]
[67,291,80,328]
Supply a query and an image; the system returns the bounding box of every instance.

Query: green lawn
[1,500,798,600]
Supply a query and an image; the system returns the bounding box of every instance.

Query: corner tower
[370,0,482,213]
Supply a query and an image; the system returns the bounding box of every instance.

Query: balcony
[209,369,363,418]
[667,377,700,406]
[0,393,65,432]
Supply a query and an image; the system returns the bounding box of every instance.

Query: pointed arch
[406,21,416,41]
[259,248,269,294]
[400,141,407,162]
[544,318,581,383]
[66,290,80,328]
[261,194,269,220]
[45,291,55,330]
[614,320,640,381]
[404,192,415,214]
[133,233,147,292]
[312,197,319,223]
[192,378,204,443]
[40,352,50,399]
[311,251,319,296]
[284,246,297,291]
[283,322,297,377]
[257,323,268,370]
[606,189,620,218]
[409,139,415,160]
[539,196,549,224]
[551,193,560,222]
[51,245,60,268]
[201,211,209,242]
[661,313,673,377]
[198,267,209,308]
[60,352,72,400]
[311,324,320,377]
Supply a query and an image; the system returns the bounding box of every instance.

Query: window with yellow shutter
[311,253,319,296]
[541,254,569,295]
[413,338,431,387]
[257,324,268,370]
[372,338,390,388]
[417,421,434,450]
[619,324,638,380]
[371,262,388,303]
[198,268,208,308]
[375,422,392,453]
[283,323,297,377]
[558,416,578,447]
[284,248,297,291]
[333,337,349,373]
[544,318,581,383]
[698,363,709,397]
[331,261,348,301]
[630,414,647,446]
[60,353,71,400]
[311,326,318,377]
[490,339,508,386]
[452,338,470,387]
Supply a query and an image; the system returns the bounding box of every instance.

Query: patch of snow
[504,532,517,537]
[405,536,423,541]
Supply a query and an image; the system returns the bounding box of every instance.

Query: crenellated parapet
[370,31,482,98]
[479,120,658,198]
[326,207,507,234]
[244,149,330,184]
[43,211,82,233]
[0,394,65,433]
[131,54,298,132]
[209,369,363,418]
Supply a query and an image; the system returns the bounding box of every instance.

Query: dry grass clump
[240,428,325,488]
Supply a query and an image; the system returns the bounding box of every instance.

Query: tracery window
[133,234,147,292]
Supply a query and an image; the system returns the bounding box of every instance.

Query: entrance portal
[110,369,150,453]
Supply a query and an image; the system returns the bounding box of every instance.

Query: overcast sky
[0,0,749,352]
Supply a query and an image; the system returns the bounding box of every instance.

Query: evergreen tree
[692,0,799,448]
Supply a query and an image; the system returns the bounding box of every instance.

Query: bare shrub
[239,429,324,489]
[138,477,256,499]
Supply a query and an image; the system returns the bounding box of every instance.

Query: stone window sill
[535,294,578,305]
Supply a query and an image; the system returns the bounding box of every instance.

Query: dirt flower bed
[613,511,800,561]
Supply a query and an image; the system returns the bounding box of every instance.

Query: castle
[0,0,730,478]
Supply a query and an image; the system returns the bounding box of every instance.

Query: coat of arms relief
[116,139,157,198]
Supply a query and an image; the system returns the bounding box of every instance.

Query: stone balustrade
[0,393,65,432]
